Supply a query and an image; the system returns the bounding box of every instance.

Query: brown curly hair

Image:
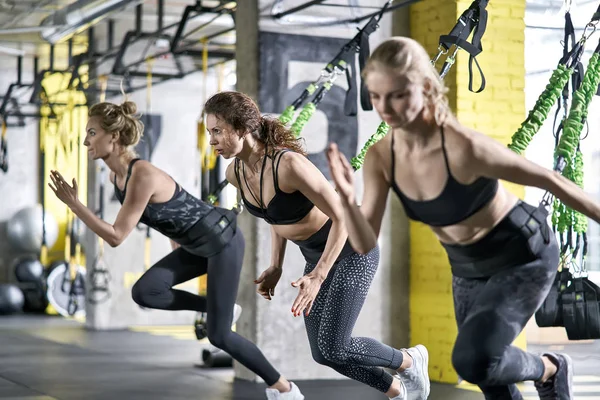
[204,91,306,155]
[88,101,144,148]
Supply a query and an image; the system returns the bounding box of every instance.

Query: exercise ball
[14,257,45,282]
[0,284,25,315]
[6,205,58,253]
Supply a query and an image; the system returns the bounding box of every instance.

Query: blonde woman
[49,100,304,400]
[326,37,597,399]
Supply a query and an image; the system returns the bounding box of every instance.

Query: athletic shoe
[534,353,574,399]
[396,344,430,400]
[265,382,305,400]
[232,303,242,326]
[390,377,407,399]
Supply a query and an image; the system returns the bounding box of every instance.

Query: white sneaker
[265,382,304,400]
[389,377,407,399]
[396,344,430,400]
[232,303,242,326]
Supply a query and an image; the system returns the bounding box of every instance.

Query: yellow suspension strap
[39,114,49,267]
[64,92,87,317]
[0,118,8,173]
[89,74,112,305]
[146,57,154,115]
[99,74,108,103]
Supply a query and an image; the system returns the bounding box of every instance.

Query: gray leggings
[449,203,560,399]
[303,246,404,393]
[131,230,282,386]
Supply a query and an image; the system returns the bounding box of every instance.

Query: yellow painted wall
[39,72,88,266]
[409,0,527,383]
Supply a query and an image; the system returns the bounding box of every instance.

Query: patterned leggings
[303,246,404,393]
[451,234,559,400]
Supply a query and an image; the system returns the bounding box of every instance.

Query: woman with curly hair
[205,91,429,400]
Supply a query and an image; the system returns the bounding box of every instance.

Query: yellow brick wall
[408,0,527,383]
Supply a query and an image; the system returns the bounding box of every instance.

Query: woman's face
[83,116,117,160]
[206,114,244,159]
[365,66,426,129]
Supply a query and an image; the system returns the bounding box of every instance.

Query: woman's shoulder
[369,130,393,154]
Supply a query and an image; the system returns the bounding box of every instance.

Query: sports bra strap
[114,158,141,193]
[272,149,290,192]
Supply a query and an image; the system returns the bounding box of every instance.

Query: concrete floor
[1,315,599,400]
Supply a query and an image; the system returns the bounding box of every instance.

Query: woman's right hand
[327,143,355,204]
[254,266,283,300]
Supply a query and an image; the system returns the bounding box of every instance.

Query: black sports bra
[390,126,498,227]
[234,148,314,225]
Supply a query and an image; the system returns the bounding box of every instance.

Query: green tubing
[279,105,296,126]
[290,102,316,137]
[556,53,600,161]
[351,122,390,170]
[572,150,588,234]
[553,150,587,237]
[508,64,573,154]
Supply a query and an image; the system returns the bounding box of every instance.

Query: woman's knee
[207,325,236,351]
[310,348,330,366]
[131,271,164,307]
[306,335,340,366]
[452,329,503,385]
[317,340,348,365]
[131,278,151,307]
[207,332,228,350]
[206,318,233,350]
[452,345,496,384]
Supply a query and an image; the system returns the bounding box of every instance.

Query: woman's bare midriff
[431,184,520,246]
[271,206,330,242]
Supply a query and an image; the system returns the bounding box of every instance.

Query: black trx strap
[561,276,600,340]
[0,120,7,173]
[438,0,489,93]
[552,11,582,139]
[328,1,390,116]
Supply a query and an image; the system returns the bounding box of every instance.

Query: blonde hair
[88,100,144,156]
[363,37,450,125]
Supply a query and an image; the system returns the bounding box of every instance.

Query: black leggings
[448,202,560,399]
[304,246,404,393]
[131,231,281,386]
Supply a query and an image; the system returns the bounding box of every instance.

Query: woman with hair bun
[49,100,304,400]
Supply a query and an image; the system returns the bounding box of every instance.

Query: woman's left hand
[49,170,79,207]
[291,273,324,317]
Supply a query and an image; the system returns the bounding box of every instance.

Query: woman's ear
[111,131,120,143]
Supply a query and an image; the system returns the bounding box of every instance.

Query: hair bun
[120,101,137,116]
